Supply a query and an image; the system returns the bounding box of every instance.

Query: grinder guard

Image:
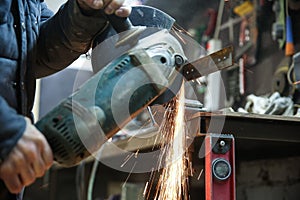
[92,6,179,105]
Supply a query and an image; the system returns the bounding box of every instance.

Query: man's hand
[77,0,131,17]
[0,117,53,194]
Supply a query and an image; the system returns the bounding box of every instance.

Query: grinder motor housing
[35,29,186,167]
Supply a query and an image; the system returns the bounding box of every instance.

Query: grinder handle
[107,14,133,33]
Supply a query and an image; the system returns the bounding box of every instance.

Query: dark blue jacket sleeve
[0,97,26,162]
[35,0,108,78]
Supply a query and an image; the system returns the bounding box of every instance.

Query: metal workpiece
[181,45,234,81]
[188,112,300,143]
[184,96,300,144]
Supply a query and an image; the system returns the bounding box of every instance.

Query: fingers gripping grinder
[36,7,185,167]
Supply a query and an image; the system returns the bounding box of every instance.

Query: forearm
[35,0,108,78]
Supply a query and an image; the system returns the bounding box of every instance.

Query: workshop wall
[236,157,300,200]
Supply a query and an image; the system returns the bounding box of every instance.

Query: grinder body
[36,38,185,167]
[36,5,182,167]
